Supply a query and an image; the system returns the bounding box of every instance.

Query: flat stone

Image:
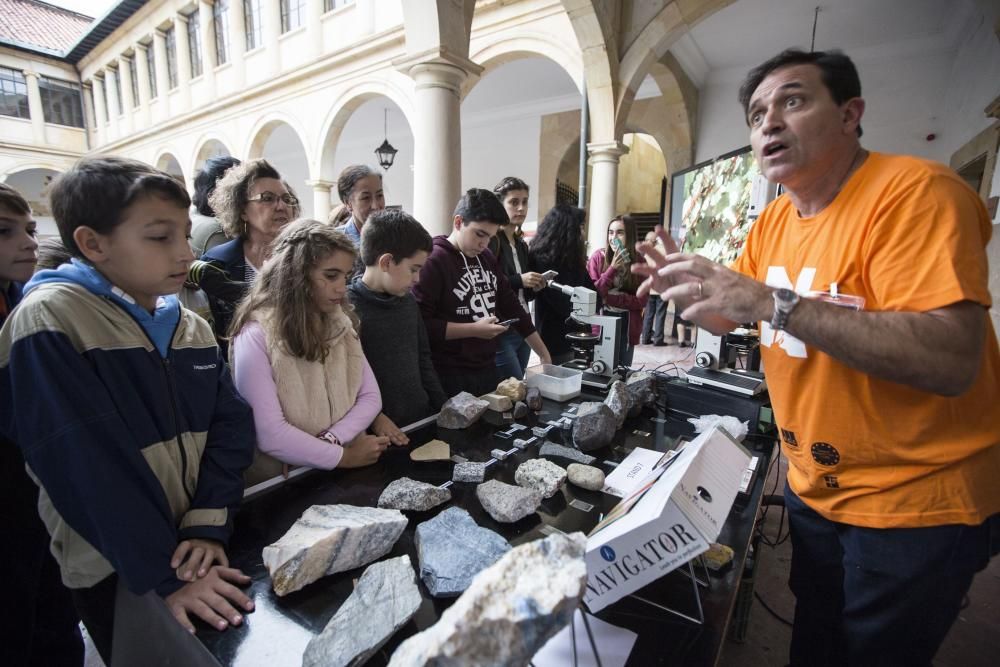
[513,401,529,419]
[538,441,596,465]
[388,532,588,667]
[490,448,510,461]
[483,392,514,412]
[476,479,543,523]
[566,463,605,491]
[414,507,511,597]
[625,370,656,416]
[496,377,527,402]
[572,402,617,452]
[302,555,421,667]
[514,458,567,499]
[604,380,628,429]
[377,477,451,512]
[453,461,487,483]
[526,386,543,411]
[263,505,407,596]
[437,392,489,429]
[409,439,450,462]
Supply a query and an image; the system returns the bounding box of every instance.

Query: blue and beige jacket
[0,260,255,596]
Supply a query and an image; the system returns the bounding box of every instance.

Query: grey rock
[263,505,407,596]
[436,392,489,429]
[566,463,605,491]
[525,386,543,411]
[453,461,487,483]
[572,402,617,452]
[538,441,596,465]
[415,507,511,597]
[514,458,567,499]
[625,370,656,416]
[604,380,628,429]
[490,448,511,461]
[476,479,543,523]
[377,478,451,512]
[513,401,529,419]
[496,377,527,402]
[302,555,421,667]
[388,532,588,667]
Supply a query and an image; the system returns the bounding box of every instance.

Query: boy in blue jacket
[0,157,256,663]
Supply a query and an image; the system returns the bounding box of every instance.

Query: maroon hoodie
[413,235,535,374]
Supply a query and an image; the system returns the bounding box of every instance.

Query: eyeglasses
[248,192,299,208]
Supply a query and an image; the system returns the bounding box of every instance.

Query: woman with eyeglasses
[197,158,300,349]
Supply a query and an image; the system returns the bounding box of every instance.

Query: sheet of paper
[602,446,670,497]
[531,610,637,667]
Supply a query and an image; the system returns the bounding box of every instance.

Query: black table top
[193,392,775,667]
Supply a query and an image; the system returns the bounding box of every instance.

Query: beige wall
[616,132,666,214]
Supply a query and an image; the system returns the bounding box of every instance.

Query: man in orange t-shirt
[636,49,999,667]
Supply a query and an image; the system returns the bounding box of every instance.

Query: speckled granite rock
[476,479,542,523]
[263,505,407,596]
[514,458,567,499]
[377,478,451,512]
[415,507,511,597]
[604,380,628,428]
[572,402,617,452]
[566,463,605,491]
[387,532,588,667]
[436,392,489,429]
[302,555,421,667]
[538,441,596,465]
[453,461,487,483]
[496,377,527,402]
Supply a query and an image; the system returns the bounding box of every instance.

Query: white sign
[602,447,672,497]
[583,426,751,612]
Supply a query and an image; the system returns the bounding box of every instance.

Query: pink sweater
[586,249,648,345]
[231,321,382,470]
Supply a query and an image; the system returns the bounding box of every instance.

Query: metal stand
[529,602,606,667]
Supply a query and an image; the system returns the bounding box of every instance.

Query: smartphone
[542,270,559,281]
[612,238,630,260]
[497,318,518,327]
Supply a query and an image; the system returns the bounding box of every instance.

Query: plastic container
[525,364,583,402]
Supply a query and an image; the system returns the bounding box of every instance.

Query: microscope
[547,281,624,390]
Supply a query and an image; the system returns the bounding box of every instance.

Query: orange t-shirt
[733,152,1000,528]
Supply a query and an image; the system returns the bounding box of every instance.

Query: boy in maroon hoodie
[413,189,551,397]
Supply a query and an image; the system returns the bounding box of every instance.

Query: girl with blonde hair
[229,219,388,484]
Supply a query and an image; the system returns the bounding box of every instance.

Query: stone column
[153,29,171,120]
[81,83,96,147]
[133,43,152,128]
[307,180,334,223]
[199,0,217,98]
[398,54,482,235]
[174,15,193,110]
[119,56,135,135]
[263,0,282,75]
[91,76,107,145]
[104,66,120,139]
[228,0,246,87]
[586,141,629,253]
[307,0,324,58]
[23,70,45,144]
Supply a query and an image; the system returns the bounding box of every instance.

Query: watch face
[775,288,798,304]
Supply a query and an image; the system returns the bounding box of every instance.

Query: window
[110,66,123,115]
[324,0,354,11]
[146,44,157,99]
[0,67,29,119]
[39,77,84,128]
[280,0,305,33]
[165,27,178,89]
[128,57,140,107]
[213,0,230,65]
[187,10,202,78]
[244,0,262,50]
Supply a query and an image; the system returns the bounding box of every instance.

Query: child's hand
[171,538,228,581]
[471,316,508,340]
[372,413,409,445]
[340,434,390,468]
[164,566,253,634]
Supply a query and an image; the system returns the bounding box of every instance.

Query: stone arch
[616,131,668,215]
[464,31,584,98]
[191,135,235,175]
[154,150,186,185]
[557,0,618,142]
[3,166,64,237]
[244,113,312,170]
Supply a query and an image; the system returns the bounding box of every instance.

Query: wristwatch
[770,288,800,331]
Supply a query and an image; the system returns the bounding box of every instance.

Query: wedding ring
[696,282,704,299]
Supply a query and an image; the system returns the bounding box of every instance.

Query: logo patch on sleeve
[811,442,840,467]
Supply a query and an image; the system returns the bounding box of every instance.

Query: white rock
[566,463,605,491]
[514,458,567,498]
[476,479,543,523]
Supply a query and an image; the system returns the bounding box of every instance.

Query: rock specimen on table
[476,479,543,523]
[525,386,543,411]
[625,370,656,416]
[377,477,451,512]
[490,448,510,461]
[415,507,511,597]
[572,402,617,451]
[538,441,596,465]
[514,458,567,499]
[604,380,628,429]
[496,377,527,402]
[482,392,514,412]
[409,439,450,462]
[452,461,487,483]
[436,392,489,429]
[388,532,587,667]
[263,505,407,596]
[513,401,529,419]
[566,463,605,491]
[302,555,421,667]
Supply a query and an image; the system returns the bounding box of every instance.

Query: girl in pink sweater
[230,220,388,484]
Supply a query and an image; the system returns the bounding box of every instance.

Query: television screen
[669,146,761,266]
